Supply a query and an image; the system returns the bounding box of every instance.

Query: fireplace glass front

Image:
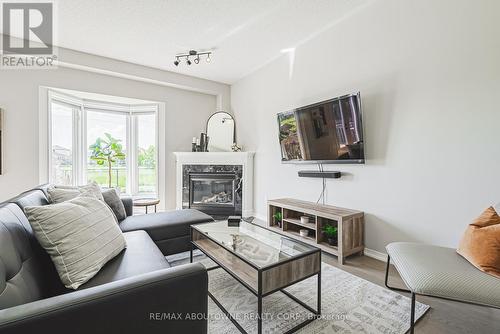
[190,175,235,206]
[189,173,238,217]
[182,164,243,219]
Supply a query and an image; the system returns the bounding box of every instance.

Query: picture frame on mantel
[0,108,3,175]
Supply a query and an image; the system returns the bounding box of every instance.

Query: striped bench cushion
[386,242,500,308]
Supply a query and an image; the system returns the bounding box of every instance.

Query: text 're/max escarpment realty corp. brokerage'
[1,1,57,69]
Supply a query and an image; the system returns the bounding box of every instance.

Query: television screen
[278,93,364,164]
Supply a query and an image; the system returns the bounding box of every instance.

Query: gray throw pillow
[102,188,127,221]
[24,195,126,289]
[48,181,104,203]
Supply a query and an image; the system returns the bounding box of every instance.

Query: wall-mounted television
[277,92,365,164]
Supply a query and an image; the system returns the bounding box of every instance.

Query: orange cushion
[457,207,500,278]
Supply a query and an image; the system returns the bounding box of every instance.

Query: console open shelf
[282,217,316,230]
[268,198,364,264]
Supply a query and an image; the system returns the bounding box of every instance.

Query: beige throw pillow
[24,196,126,289]
[47,187,80,203]
[48,181,104,203]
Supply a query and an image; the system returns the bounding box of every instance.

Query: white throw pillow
[24,195,126,289]
[48,181,104,203]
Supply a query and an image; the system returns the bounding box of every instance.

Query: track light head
[174,50,212,66]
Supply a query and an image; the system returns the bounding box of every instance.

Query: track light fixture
[173,50,212,66]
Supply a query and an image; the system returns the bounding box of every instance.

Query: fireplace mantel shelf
[174,152,255,164]
[174,152,255,217]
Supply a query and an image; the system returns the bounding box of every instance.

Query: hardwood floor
[322,253,500,334]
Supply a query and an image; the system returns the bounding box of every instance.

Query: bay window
[50,101,75,185]
[48,90,158,196]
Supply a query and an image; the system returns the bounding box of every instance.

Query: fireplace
[182,164,243,219]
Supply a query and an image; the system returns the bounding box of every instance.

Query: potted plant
[89,133,126,188]
[323,224,338,246]
[273,211,283,228]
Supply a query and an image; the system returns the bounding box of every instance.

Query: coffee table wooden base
[190,239,321,334]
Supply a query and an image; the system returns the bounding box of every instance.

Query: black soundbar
[298,170,341,178]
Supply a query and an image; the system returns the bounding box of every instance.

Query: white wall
[231,0,500,254]
[0,44,231,208]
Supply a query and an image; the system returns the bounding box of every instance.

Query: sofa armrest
[121,196,134,217]
[0,263,208,334]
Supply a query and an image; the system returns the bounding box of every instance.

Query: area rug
[167,252,429,334]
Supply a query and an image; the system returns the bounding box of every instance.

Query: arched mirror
[206,112,235,152]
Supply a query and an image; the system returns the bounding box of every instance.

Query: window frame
[47,90,159,197]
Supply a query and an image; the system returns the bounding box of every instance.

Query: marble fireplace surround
[174,152,255,217]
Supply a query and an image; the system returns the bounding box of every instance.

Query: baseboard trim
[363,248,387,262]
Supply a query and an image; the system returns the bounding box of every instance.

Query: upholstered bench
[385,242,500,333]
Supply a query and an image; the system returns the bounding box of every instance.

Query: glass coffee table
[190,220,321,334]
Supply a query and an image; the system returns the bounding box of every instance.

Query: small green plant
[273,212,283,227]
[89,133,126,188]
[323,224,338,246]
[323,224,338,238]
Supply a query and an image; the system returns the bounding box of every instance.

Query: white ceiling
[6,0,370,84]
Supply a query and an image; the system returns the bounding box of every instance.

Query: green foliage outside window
[89,133,126,188]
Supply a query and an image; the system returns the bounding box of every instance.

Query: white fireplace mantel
[174,152,255,217]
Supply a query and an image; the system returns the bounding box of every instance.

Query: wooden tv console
[267,198,364,264]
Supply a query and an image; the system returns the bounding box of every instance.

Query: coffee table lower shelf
[190,241,321,334]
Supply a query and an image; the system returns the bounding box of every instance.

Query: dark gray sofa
[0,186,214,334]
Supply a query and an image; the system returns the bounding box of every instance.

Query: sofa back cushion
[0,203,63,310]
[11,189,50,211]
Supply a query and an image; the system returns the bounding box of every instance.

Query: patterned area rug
[167,252,429,334]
